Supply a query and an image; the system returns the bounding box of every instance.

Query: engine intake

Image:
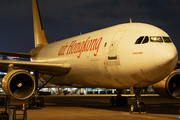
[153,70,180,99]
[2,69,36,100]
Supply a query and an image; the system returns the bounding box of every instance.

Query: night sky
[0,0,180,59]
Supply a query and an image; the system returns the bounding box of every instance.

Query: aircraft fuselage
[31,23,178,89]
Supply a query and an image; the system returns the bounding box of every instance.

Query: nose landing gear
[130,87,146,113]
[110,88,146,114]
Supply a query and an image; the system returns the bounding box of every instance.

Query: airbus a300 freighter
[0,0,179,113]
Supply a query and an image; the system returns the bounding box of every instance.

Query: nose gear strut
[130,87,146,113]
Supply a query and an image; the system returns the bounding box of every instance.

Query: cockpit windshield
[135,36,149,44]
[150,36,163,42]
[142,36,149,44]
[163,37,172,43]
[135,36,144,44]
[135,36,172,44]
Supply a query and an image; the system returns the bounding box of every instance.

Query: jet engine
[2,69,36,100]
[153,70,180,99]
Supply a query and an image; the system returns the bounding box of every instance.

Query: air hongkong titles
[58,36,103,58]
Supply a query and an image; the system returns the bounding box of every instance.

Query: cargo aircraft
[0,0,180,113]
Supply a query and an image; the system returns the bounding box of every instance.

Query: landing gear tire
[130,102,145,113]
[110,96,115,106]
[39,97,44,107]
[139,102,145,112]
[28,97,36,107]
[28,97,44,107]
[130,102,138,113]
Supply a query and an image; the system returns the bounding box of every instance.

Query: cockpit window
[163,37,172,43]
[135,36,169,44]
[142,36,149,44]
[150,36,163,42]
[135,36,144,44]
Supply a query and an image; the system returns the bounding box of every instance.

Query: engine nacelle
[2,69,36,100]
[153,70,180,99]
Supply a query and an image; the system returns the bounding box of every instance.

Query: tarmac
[1,94,180,120]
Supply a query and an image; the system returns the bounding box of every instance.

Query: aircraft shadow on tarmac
[40,96,180,115]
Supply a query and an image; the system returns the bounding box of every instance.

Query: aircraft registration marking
[132,52,143,54]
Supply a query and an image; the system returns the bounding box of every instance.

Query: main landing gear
[28,92,44,107]
[110,89,128,106]
[130,87,145,113]
[28,72,51,108]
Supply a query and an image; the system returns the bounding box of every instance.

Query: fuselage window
[150,36,163,43]
[142,36,149,44]
[163,37,172,43]
[135,36,144,44]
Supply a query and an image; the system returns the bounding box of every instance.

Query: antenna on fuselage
[130,18,132,23]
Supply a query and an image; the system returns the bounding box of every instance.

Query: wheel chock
[129,111,146,114]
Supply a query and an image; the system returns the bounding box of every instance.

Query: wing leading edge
[0,51,31,58]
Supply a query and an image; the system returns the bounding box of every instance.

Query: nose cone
[154,44,178,70]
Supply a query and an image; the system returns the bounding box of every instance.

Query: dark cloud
[0,0,180,58]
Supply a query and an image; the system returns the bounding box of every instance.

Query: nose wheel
[130,101,145,113]
[130,87,146,113]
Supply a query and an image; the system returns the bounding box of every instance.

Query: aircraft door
[104,31,125,84]
[108,31,124,59]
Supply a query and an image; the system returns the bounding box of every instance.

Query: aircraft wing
[0,51,31,58]
[0,60,71,76]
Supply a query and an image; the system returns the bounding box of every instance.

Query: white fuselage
[32,23,178,89]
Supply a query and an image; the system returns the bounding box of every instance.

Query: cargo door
[107,31,124,66]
